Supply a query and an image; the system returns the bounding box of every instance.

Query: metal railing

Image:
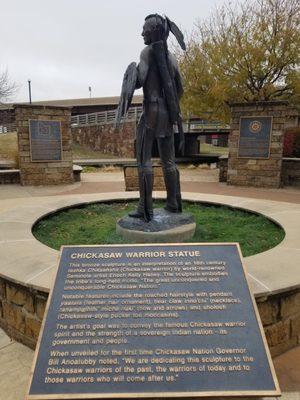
[0,122,16,134]
[71,106,143,127]
[188,121,230,132]
[173,121,230,134]
[70,107,230,134]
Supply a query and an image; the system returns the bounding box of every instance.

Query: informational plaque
[29,120,62,162]
[27,244,280,399]
[238,116,272,158]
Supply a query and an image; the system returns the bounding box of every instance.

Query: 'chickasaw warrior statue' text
[116,14,186,222]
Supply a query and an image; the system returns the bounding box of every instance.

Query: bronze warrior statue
[116,14,186,222]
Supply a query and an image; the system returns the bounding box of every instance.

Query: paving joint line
[0,239,35,244]
[25,264,57,284]
[247,272,271,292]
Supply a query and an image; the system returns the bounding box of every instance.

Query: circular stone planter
[0,191,299,356]
[116,208,196,243]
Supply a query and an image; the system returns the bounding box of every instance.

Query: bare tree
[0,70,17,103]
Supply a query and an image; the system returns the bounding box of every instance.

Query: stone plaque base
[15,105,74,186]
[116,208,196,242]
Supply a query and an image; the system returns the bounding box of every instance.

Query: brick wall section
[124,165,166,191]
[0,273,299,355]
[15,105,74,185]
[71,121,136,158]
[227,101,289,188]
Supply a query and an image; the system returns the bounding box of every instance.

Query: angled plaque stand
[27,243,280,399]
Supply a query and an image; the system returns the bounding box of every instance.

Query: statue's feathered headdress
[115,14,186,130]
[145,13,186,50]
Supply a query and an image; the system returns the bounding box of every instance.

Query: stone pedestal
[227,101,289,188]
[116,208,196,243]
[15,104,74,186]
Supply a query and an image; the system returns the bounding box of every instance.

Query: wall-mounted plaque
[238,116,272,158]
[27,244,280,399]
[29,120,62,162]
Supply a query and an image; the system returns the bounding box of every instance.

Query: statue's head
[142,14,168,45]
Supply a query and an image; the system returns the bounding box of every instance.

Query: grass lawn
[0,132,18,164]
[33,201,284,257]
[72,142,118,159]
[200,143,229,156]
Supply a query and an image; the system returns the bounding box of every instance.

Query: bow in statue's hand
[115,62,138,129]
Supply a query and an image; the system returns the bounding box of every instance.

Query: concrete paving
[56,168,300,204]
[0,330,33,400]
[0,167,299,399]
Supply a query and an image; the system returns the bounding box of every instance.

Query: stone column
[227,101,288,188]
[15,105,74,185]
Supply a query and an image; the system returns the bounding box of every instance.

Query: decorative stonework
[15,105,74,185]
[228,101,289,188]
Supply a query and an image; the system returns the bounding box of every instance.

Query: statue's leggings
[136,126,180,219]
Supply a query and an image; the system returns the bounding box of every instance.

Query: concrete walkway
[0,167,299,399]
[0,330,33,400]
[1,166,299,204]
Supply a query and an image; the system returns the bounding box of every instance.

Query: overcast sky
[1,0,225,102]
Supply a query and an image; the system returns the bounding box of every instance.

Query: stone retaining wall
[0,274,299,356]
[71,122,136,158]
[0,167,81,185]
[257,290,300,357]
[219,156,300,186]
[123,165,166,191]
[0,277,48,349]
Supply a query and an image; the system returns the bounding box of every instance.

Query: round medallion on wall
[249,120,262,133]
